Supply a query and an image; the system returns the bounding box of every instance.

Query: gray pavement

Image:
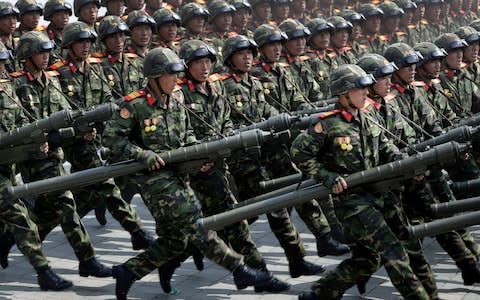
[1,195,480,300]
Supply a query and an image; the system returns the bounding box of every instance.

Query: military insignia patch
[120,108,130,119]
[337,136,352,151]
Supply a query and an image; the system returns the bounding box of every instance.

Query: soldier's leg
[321,195,346,242]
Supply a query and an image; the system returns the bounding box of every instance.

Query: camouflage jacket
[45,23,63,65]
[93,51,145,98]
[203,30,238,73]
[305,49,334,97]
[222,71,278,128]
[178,74,233,139]
[50,55,113,110]
[325,46,357,68]
[466,61,480,92]
[390,81,443,139]
[356,34,388,55]
[417,79,458,128]
[2,36,20,74]
[290,104,399,190]
[438,66,480,117]
[249,59,306,112]
[279,54,324,102]
[418,21,446,43]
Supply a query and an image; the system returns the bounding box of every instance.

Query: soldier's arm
[471,83,480,114]
[219,82,234,134]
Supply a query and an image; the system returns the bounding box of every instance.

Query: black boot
[94,205,107,226]
[131,230,155,250]
[232,264,272,290]
[459,261,480,285]
[158,259,181,294]
[254,276,290,293]
[316,233,350,257]
[79,257,112,277]
[298,291,319,300]
[289,259,325,278]
[36,265,73,291]
[0,234,15,269]
[112,265,136,300]
[330,224,347,244]
[190,245,204,271]
[357,279,368,294]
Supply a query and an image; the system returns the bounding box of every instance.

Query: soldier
[394,0,422,45]
[338,9,367,58]
[325,16,357,68]
[450,0,477,30]
[305,17,335,96]
[0,2,21,73]
[455,26,480,87]
[144,0,162,16]
[126,10,156,59]
[14,0,44,35]
[74,0,100,28]
[102,47,275,300]
[100,0,124,17]
[291,64,430,300]
[177,2,209,44]
[0,41,72,292]
[270,0,291,24]
[11,31,112,280]
[356,3,388,55]
[248,0,271,31]
[151,8,180,53]
[418,0,445,43]
[123,0,144,16]
[290,0,308,24]
[231,0,253,38]
[378,2,408,45]
[43,0,72,64]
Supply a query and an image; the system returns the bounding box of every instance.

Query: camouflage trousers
[0,172,48,269]
[312,191,429,300]
[124,169,243,279]
[19,150,95,262]
[65,141,144,234]
[189,164,265,269]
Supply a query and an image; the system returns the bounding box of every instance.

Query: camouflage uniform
[0,2,21,73]
[151,8,181,53]
[292,65,429,300]
[356,4,388,55]
[378,2,409,46]
[338,9,367,59]
[325,16,357,68]
[43,0,72,64]
[231,0,254,38]
[14,0,45,37]
[177,3,209,46]
[125,10,156,61]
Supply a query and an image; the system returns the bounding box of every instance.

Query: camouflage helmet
[98,15,129,40]
[253,24,287,48]
[61,21,97,48]
[0,41,11,61]
[278,19,311,40]
[127,10,156,30]
[413,42,447,66]
[16,31,54,60]
[378,2,404,18]
[384,43,422,68]
[44,0,72,21]
[144,47,185,79]
[393,0,418,11]
[338,9,366,24]
[434,33,468,53]
[207,0,235,22]
[153,8,181,28]
[73,0,100,17]
[306,18,335,36]
[326,16,353,33]
[179,3,209,26]
[330,64,375,96]
[15,0,43,15]
[231,0,252,13]
[179,39,217,65]
[357,53,399,79]
[249,0,270,7]
[222,34,258,64]
[0,2,20,18]
[455,26,480,46]
[470,19,480,32]
[357,3,384,19]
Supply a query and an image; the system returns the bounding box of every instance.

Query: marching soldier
[14,0,44,35]
[418,0,445,43]
[177,2,209,45]
[231,0,253,38]
[0,2,21,73]
[151,8,180,53]
[43,0,73,64]
[356,3,388,55]
[378,2,408,45]
[325,16,357,68]
[126,10,156,59]
[270,0,291,24]
[338,9,367,58]
[100,0,124,17]
[248,0,272,31]
[455,26,480,87]
[74,0,100,29]
[394,0,422,45]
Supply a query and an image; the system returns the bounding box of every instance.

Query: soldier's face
[463,43,479,64]
[351,22,362,40]
[146,0,163,10]
[414,4,425,21]
[106,0,125,16]
[330,29,349,49]
[104,32,126,54]
[396,64,416,84]
[421,59,441,79]
[260,41,282,62]
[79,3,99,24]
[311,31,330,49]
[187,16,205,34]
[382,16,400,34]
[70,39,91,60]
[131,24,152,47]
[446,49,464,70]
[272,4,289,21]
[451,0,463,11]
[373,75,391,97]
[426,4,441,22]
[0,15,18,35]
[347,87,368,109]
[157,22,177,42]
[285,37,306,56]
[401,10,414,26]
[213,13,233,32]
[232,8,250,30]
[231,48,253,73]
[31,51,50,70]
[127,0,144,10]
[292,0,306,12]
[188,57,212,82]
[363,16,380,35]
[158,73,177,95]
[253,3,271,21]
[51,11,70,30]
[20,11,40,29]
